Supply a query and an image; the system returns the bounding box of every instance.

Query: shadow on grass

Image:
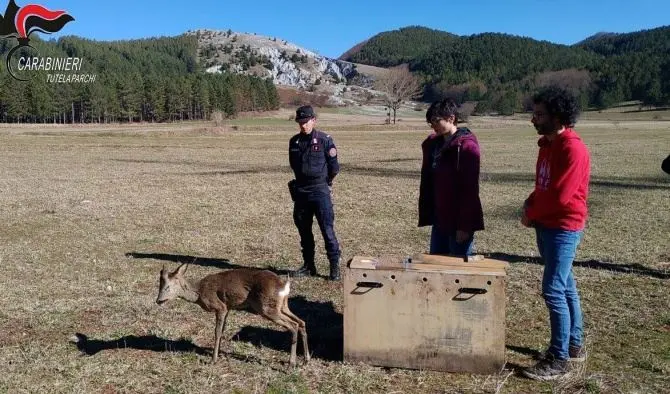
[319,166,670,191]
[506,345,542,359]
[71,333,282,368]
[133,160,669,190]
[621,107,670,113]
[339,164,419,179]
[375,157,419,163]
[485,252,670,279]
[187,168,290,177]
[125,252,295,276]
[232,295,343,361]
[481,172,669,191]
[503,347,540,378]
[71,333,209,356]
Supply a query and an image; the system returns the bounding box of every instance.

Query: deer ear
[176,263,189,276]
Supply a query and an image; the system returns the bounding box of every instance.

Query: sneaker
[521,354,569,381]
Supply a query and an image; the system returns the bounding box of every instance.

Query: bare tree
[375,66,423,124]
[534,68,592,93]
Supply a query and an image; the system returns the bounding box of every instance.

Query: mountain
[575,26,670,107]
[340,28,599,83]
[1,24,668,124]
[339,26,457,67]
[338,25,670,112]
[0,29,394,124]
[192,29,390,106]
[574,32,620,46]
[193,29,355,88]
[338,39,369,64]
[0,34,280,123]
[576,25,670,55]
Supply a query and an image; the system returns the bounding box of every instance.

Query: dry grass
[0,114,668,393]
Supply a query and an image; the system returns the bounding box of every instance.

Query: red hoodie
[525,128,590,231]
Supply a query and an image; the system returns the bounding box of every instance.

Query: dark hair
[662,154,670,175]
[532,86,580,127]
[426,98,459,125]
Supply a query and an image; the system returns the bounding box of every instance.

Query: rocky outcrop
[191,29,358,89]
[190,29,391,106]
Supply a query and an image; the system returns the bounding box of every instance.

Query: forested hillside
[0,35,279,123]
[575,26,670,108]
[343,27,457,67]
[341,26,670,113]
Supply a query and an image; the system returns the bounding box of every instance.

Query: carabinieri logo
[0,0,85,81]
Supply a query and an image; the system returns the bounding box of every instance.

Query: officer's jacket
[289,129,339,187]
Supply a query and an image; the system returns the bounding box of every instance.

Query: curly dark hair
[533,86,580,127]
[426,98,459,125]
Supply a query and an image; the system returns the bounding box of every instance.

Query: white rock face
[191,29,357,89]
[187,29,393,106]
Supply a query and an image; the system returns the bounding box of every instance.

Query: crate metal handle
[458,287,487,295]
[356,281,384,288]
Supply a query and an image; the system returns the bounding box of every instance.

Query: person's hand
[328,185,333,197]
[456,230,470,244]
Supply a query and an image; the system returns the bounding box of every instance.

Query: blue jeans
[536,227,584,360]
[430,226,474,256]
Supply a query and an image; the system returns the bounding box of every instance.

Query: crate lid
[348,254,509,276]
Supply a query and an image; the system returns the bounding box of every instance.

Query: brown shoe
[568,344,586,362]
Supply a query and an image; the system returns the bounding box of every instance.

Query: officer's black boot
[328,258,341,281]
[291,252,317,278]
[292,263,317,277]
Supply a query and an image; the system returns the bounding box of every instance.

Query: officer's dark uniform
[288,106,341,280]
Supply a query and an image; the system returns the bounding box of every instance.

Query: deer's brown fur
[156,264,310,365]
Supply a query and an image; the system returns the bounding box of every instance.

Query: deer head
[156,263,189,305]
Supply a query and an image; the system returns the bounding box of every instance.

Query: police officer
[288,105,341,280]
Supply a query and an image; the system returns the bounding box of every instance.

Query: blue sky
[22,0,670,58]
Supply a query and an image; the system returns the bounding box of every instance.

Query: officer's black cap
[295,105,316,122]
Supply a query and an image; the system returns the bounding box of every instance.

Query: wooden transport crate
[343,253,509,374]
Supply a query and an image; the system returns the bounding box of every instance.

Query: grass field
[0,113,668,393]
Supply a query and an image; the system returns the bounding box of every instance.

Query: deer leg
[282,298,310,363]
[263,311,299,366]
[213,306,227,362]
[218,309,230,354]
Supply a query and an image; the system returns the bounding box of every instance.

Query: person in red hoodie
[521,87,591,381]
[418,98,484,256]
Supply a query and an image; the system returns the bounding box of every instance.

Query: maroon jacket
[418,127,484,233]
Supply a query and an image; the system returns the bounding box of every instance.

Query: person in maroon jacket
[418,98,484,256]
[521,87,591,381]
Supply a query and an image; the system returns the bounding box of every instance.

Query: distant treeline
[343,26,670,114]
[0,35,279,123]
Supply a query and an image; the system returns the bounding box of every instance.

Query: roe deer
[155,263,310,366]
